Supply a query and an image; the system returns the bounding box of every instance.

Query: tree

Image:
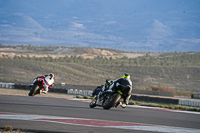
[146,52,150,57]
[134,58,139,66]
[77,56,84,63]
[14,55,18,59]
[26,55,31,60]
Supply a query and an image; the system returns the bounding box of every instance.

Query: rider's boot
[42,86,48,94]
[42,91,48,94]
[121,102,127,108]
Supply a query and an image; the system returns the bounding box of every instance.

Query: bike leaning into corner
[89,73,132,110]
[28,73,54,96]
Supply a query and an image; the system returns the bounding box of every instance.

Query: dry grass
[146,86,174,92]
[0,88,74,98]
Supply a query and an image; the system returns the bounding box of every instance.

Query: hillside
[0,45,199,96]
[0,0,200,52]
[0,45,143,58]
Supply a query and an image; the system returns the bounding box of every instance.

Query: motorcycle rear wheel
[103,93,121,110]
[28,85,39,96]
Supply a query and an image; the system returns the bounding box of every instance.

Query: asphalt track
[0,94,200,133]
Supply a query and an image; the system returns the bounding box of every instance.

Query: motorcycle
[28,80,45,96]
[89,83,131,110]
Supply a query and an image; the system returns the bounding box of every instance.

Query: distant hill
[0,0,200,52]
[0,46,199,96]
[145,20,173,39]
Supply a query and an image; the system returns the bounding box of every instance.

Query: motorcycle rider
[32,73,54,94]
[100,73,132,108]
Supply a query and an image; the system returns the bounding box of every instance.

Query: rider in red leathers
[32,73,54,94]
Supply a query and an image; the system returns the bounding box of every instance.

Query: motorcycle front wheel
[102,93,121,110]
[28,85,39,96]
[89,96,97,108]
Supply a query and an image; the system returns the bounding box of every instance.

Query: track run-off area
[0,94,200,133]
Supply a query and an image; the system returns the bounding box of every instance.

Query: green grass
[3,125,13,131]
[75,95,94,100]
[128,100,200,112]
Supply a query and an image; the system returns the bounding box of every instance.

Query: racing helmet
[122,73,130,79]
[49,73,54,79]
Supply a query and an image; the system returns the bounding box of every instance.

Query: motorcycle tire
[103,93,121,110]
[89,96,97,108]
[28,85,39,96]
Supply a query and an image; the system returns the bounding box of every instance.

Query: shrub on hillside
[146,86,174,92]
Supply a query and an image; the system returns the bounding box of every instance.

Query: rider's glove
[108,80,113,85]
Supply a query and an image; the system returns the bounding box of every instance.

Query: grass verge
[128,100,200,112]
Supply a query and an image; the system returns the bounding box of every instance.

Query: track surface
[0,94,200,133]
